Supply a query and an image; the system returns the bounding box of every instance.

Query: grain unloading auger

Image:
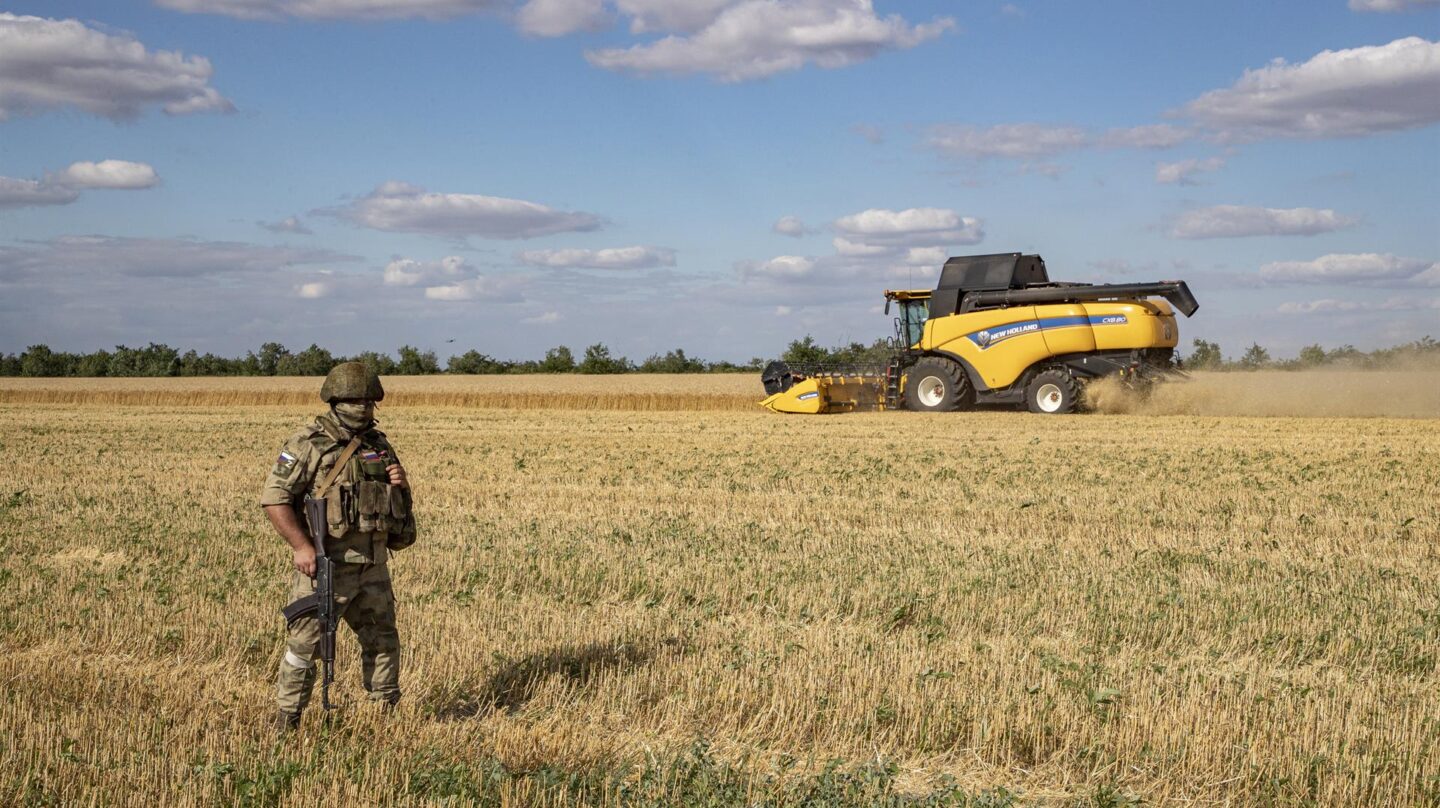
[760,252,1199,415]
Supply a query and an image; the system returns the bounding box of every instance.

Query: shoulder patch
[273,450,300,478]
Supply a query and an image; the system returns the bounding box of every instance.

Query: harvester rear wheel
[1026,369,1080,414]
[904,357,972,412]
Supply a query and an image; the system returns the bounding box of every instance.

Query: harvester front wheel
[1026,369,1080,414]
[904,357,972,412]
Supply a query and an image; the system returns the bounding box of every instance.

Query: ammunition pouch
[311,437,416,547]
[327,486,347,532]
[357,478,411,535]
[355,480,387,533]
[319,480,410,537]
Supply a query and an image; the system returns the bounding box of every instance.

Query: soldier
[260,362,416,730]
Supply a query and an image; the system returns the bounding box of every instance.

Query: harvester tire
[1026,369,1080,414]
[904,357,972,412]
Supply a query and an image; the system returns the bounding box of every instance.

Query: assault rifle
[280,496,337,710]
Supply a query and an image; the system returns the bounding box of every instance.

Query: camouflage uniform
[260,410,416,715]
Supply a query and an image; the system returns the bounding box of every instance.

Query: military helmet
[320,362,385,403]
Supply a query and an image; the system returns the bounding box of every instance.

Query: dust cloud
[1085,370,1440,418]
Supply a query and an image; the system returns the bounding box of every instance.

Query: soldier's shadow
[431,638,674,721]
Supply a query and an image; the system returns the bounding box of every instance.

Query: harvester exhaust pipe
[961,281,1199,318]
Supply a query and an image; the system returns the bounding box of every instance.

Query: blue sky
[1,0,1437,363]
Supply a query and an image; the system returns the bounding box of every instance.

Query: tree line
[1,335,1433,377]
[0,342,763,377]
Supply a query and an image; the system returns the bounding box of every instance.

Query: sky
[0,0,1437,364]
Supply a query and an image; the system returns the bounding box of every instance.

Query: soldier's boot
[361,649,401,711]
[275,710,301,733]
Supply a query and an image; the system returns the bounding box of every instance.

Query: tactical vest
[307,429,409,539]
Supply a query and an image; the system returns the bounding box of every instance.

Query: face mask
[332,401,375,431]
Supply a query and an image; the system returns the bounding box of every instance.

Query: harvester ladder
[883,358,902,410]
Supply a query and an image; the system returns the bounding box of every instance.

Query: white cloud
[56,160,159,190]
[1100,124,1192,149]
[1278,297,1440,314]
[879,246,946,280]
[1260,253,1440,286]
[378,254,525,301]
[380,254,532,302]
[833,237,890,256]
[517,0,608,36]
[423,275,516,301]
[516,245,676,269]
[522,310,562,324]
[1348,0,1439,11]
[774,215,809,237]
[833,207,984,245]
[296,280,332,298]
[923,123,1088,159]
[905,246,948,265]
[919,37,1438,172]
[155,0,503,20]
[0,13,233,121]
[741,206,983,287]
[741,255,817,279]
[424,284,475,301]
[1155,156,1226,185]
[586,0,953,81]
[260,216,314,235]
[383,256,472,286]
[0,160,161,209]
[333,181,605,239]
[149,0,948,88]
[1182,37,1440,141]
[614,0,733,33]
[0,177,80,209]
[774,305,793,315]
[1169,205,1359,239]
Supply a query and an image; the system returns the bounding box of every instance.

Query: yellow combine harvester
[760,252,1199,415]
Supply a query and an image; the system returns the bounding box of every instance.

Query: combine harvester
[761,252,1199,415]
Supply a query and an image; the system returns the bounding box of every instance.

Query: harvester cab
[760,252,1199,415]
[885,289,932,348]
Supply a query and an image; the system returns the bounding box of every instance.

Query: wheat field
[0,369,1436,418]
[1,373,1437,806]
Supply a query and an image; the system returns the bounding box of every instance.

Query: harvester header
[761,252,1198,415]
